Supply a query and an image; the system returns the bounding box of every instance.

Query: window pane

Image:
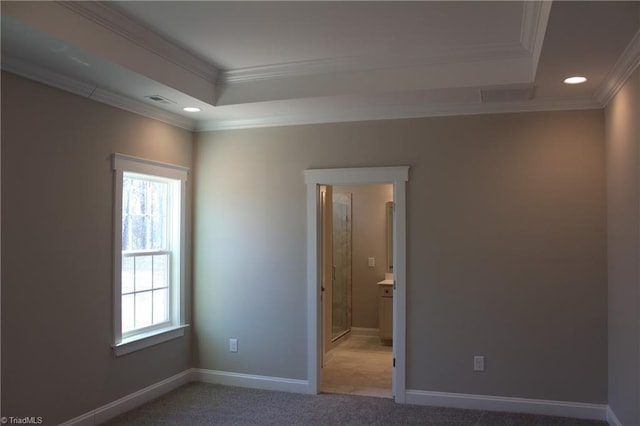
[117,163,183,339]
[153,254,169,289]
[131,216,148,251]
[153,288,169,324]
[122,256,134,294]
[122,176,168,251]
[151,214,166,250]
[135,292,153,329]
[122,294,135,333]
[135,256,153,292]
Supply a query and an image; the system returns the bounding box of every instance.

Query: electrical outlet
[474,355,485,372]
[368,257,375,267]
[229,338,238,353]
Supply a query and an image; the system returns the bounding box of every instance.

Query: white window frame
[112,153,189,356]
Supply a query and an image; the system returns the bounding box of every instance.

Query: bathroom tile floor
[321,332,393,399]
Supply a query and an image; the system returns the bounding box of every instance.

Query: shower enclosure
[332,192,352,340]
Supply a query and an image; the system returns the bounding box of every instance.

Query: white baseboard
[59,370,192,426]
[192,368,309,394]
[606,406,623,426]
[405,389,607,421]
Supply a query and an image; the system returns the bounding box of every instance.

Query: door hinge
[393,280,396,290]
[393,358,396,367]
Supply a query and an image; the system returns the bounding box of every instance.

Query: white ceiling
[2,1,639,131]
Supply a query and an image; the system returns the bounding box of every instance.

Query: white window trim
[114,325,189,356]
[112,153,189,356]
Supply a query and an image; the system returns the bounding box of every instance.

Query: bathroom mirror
[386,201,393,273]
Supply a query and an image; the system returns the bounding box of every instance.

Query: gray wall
[335,184,392,329]
[193,109,607,403]
[606,67,640,426]
[1,72,193,424]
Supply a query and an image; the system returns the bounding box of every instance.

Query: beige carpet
[321,332,393,398]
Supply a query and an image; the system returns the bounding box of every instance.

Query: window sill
[113,324,189,356]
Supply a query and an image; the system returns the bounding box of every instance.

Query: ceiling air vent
[480,85,536,103]
[144,95,177,105]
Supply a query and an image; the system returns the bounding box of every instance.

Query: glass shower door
[332,192,352,340]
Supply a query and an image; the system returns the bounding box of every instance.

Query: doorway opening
[304,166,409,403]
[321,184,394,398]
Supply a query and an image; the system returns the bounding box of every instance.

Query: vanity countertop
[377,273,394,286]
[378,272,393,285]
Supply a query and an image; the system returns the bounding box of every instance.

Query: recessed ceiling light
[183,107,201,112]
[563,76,587,85]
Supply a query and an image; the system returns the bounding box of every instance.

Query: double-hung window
[112,154,188,356]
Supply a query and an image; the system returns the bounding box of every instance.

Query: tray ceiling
[2,1,639,130]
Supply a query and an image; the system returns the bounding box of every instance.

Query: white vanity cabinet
[378,282,393,344]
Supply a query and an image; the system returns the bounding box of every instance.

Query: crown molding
[196,96,601,132]
[595,27,640,106]
[56,1,218,84]
[221,42,527,85]
[520,0,552,74]
[2,54,196,131]
[520,1,541,52]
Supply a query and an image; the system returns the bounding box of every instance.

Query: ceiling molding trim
[221,43,527,84]
[520,0,552,76]
[1,53,96,98]
[2,53,195,130]
[595,27,640,106]
[196,97,601,132]
[90,89,197,130]
[520,1,541,51]
[57,1,219,83]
